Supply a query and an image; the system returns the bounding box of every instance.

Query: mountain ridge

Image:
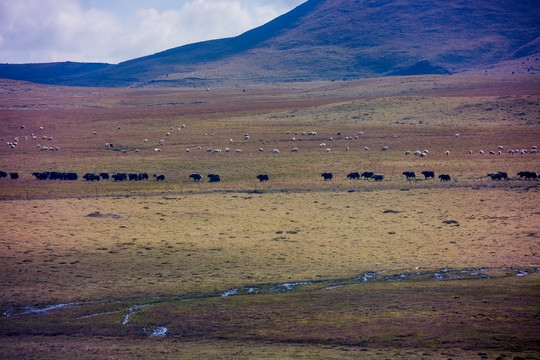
[1,0,539,87]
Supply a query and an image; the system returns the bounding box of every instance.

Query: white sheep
[364,147,369,151]
[405,151,411,155]
[185,149,190,152]
[446,151,450,155]
[325,148,331,152]
[291,148,299,152]
[381,146,388,151]
[273,149,280,153]
[154,148,161,152]
[236,149,243,153]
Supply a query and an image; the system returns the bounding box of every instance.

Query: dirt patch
[85,212,125,219]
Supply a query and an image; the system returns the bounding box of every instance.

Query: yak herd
[1,170,538,183]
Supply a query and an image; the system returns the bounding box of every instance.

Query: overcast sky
[0,0,306,64]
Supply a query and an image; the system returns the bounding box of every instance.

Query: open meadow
[0,75,539,359]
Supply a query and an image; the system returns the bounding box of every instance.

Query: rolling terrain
[0,75,539,358]
[1,0,540,87]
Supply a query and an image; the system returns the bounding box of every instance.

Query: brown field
[0,75,539,359]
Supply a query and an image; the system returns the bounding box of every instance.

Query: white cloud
[0,0,305,64]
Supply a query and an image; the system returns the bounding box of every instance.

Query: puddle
[150,326,168,337]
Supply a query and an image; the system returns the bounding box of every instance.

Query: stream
[3,266,538,337]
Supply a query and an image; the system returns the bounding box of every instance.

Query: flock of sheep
[2,124,538,187]
[3,123,538,158]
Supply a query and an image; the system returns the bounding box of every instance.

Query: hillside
[1,0,539,87]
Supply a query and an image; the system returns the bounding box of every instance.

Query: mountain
[1,0,539,87]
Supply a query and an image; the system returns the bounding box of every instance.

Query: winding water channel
[3,266,537,337]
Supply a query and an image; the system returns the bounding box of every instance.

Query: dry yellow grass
[0,76,539,358]
[1,185,538,307]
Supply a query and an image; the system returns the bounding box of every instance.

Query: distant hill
[1,0,539,87]
[0,62,112,85]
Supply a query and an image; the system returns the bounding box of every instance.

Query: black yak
[439,174,451,181]
[321,172,333,181]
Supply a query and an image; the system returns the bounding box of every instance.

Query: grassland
[0,75,539,359]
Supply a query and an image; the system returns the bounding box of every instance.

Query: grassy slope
[0,75,539,358]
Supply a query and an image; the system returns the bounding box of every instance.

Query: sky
[0,0,306,64]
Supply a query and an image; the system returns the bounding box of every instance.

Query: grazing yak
[112,173,127,181]
[347,172,360,180]
[189,173,202,181]
[32,172,48,180]
[9,172,19,180]
[256,174,269,182]
[402,171,416,180]
[371,174,384,181]
[321,172,333,181]
[517,171,538,180]
[208,174,221,182]
[100,172,110,180]
[439,174,451,181]
[153,174,165,181]
[0,171,7,179]
[83,173,100,181]
[421,171,435,179]
[64,173,78,181]
[487,172,508,180]
[361,171,374,179]
[128,173,139,181]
